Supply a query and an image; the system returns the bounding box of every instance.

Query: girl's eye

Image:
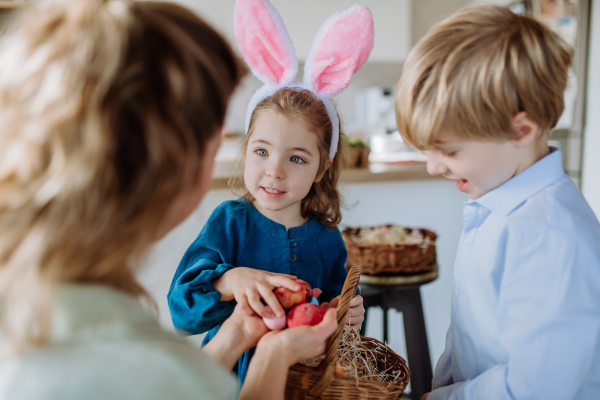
[290,156,306,164]
[443,151,457,157]
[255,149,268,157]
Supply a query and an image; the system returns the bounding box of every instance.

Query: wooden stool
[359,266,438,400]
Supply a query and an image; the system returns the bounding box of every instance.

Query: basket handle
[308,264,362,397]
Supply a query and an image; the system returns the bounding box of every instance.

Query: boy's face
[426,129,523,200]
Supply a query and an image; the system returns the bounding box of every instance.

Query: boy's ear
[512,112,539,147]
[314,158,334,182]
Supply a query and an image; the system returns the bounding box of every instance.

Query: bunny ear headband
[234,0,374,159]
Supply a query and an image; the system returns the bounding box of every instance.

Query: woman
[0,1,337,399]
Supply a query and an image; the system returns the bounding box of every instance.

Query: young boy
[395,6,600,400]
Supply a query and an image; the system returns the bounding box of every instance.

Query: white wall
[341,180,464,368]
[582,2,600,217]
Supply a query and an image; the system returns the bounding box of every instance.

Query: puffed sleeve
[167,201,250,335]
[319,227,349,303]
[428,228,600,400]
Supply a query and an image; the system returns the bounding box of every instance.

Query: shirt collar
[243,199,321,238]
[473,147,565,216]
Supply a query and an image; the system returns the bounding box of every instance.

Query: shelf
[0,1,29,9]
[210,159,438,190]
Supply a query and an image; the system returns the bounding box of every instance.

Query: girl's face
[244,111,325,226]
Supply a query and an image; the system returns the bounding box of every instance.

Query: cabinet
[177,0,411,63]
[0,1,27,28]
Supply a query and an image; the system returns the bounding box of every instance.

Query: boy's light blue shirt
[429,148,600,400]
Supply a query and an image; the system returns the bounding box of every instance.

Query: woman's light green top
[0,284,237,400]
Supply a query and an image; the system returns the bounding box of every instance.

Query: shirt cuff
[427,387,448,400]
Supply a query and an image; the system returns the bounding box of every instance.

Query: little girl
[167,0,374,384]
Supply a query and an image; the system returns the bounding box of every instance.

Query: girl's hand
[212,267,300,319]
[321,295,365,331]
[256,308,338,366]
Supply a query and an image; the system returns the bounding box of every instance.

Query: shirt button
[450,337,453,345]
[465,236,471,245]
[290,241,297,248]
[454,290,458,297]
[290,255,297,262]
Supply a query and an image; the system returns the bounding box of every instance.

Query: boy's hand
[421,393,430,400]
[320,295,365,330]
[212,267,300,319]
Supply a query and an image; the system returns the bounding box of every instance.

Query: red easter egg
[287,303,325,328]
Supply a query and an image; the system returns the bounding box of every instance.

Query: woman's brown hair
[0,0,245,352]
[230,88,344,227]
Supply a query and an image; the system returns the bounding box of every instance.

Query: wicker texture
[285,265,410,400]
[342,227,437,275]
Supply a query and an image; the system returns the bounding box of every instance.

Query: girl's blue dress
[167,199,348,384]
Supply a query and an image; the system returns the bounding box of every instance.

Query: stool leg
[358,288,382,338]
[391,288,432,400]
[381,290,389,344]
[360,307,367,336]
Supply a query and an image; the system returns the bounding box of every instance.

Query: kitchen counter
[210,137,439,189]
[211,159,438,189]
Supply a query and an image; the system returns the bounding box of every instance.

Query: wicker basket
[342,226,437,275]
[285,265,410,400]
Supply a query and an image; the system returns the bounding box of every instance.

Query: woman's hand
[203,303,269,370]
[239,308,338,400]
[212,267,300,319]
[321,295,365,331]
[226,302,270,350]
[257,307,338,366]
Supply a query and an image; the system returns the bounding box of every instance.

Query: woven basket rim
[342,227,437,248]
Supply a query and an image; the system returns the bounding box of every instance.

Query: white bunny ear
[234,0,297,86]
[303,5,374,96]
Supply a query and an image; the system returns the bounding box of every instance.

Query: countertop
[212,158,439,190]
[210,137,439,189]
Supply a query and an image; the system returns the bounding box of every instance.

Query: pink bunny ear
[303,5,374,95]
[234,0,297,86]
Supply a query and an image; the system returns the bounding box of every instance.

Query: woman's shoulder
[0,284,237,400]
[0,338,237,400]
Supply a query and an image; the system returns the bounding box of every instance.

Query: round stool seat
[359,265,438,286]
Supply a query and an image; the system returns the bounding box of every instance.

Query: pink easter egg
[262,305,287,330]
[263,314,287,330]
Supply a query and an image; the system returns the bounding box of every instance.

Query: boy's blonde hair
[395,6,573,150]
[230,88,344,227]
[0,0,244,352]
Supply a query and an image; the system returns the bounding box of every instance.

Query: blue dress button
[290,255,297,262]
